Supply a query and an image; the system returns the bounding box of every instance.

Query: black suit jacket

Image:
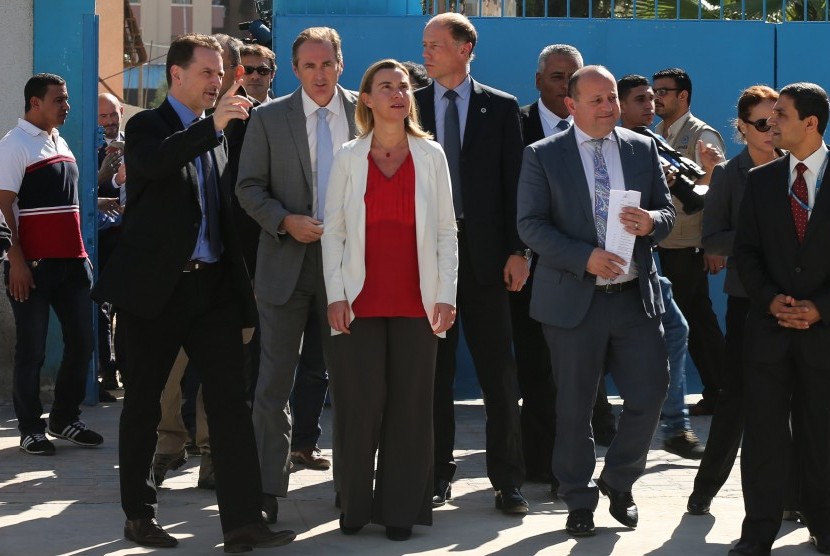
[415,78,524,286]
[92,98,257,325]
[735,153,830,331]
[519,102,545,147]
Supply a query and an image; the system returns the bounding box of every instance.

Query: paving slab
[0,396,816,555]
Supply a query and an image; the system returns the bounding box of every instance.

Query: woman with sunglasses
[321,59,458,541]
[689,85,784,515]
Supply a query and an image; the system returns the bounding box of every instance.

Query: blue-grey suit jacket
[517,126,675,328]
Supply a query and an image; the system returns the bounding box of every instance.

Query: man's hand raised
[213,80,253,132]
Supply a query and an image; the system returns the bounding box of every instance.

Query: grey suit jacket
[235,85,358,305]
[702,147,754,298]
[517,126,675,328]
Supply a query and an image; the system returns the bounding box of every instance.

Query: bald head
[564,65,620,138]
[98,93,123,140]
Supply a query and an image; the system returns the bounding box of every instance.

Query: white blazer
[321,132,458,336]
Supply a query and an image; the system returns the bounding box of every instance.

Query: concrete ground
[0,394,817,555]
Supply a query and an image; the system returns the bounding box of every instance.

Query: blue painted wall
[34,0,99,404]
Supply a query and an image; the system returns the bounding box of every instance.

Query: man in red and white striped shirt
[0,73,103,456]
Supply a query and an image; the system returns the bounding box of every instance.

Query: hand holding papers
[605,189,641,274]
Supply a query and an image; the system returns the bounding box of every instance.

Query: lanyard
[789,151,830,213]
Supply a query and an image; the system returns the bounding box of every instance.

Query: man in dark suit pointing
[517,65,674,537]
[92,33,294,551]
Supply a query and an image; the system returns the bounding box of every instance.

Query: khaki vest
[657,113,724,249]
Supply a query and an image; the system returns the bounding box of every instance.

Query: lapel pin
[481,108,487,114]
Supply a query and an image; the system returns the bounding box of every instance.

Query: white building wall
[0,1,33,398]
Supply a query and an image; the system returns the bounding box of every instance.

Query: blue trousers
[658,275,691,436]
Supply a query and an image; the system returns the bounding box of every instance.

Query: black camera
[632,126,705,215]
[239,0,272,48]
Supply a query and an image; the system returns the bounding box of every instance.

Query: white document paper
[604,189,641,275]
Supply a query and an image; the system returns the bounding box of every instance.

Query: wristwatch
[512,249,531,261]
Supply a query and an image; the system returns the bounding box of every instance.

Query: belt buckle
[192,261,202,271]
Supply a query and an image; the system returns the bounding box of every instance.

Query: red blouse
[351,152,424,318]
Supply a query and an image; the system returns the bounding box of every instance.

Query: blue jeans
[290,307,329,450]
[4,258,94,435]
[658,275,691,436]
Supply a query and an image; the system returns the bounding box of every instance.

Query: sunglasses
[244,65,274,76]
[743,117,771,132]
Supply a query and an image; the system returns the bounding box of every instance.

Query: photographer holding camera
[652,68,726,417]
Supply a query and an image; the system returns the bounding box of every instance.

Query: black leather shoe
[811,533,830,554]
[432,479,452,507]
[597,476,637,528]
[261,494,278,524]
[339,513,363,535]
[728,539,771,555]
[687,492,712,515]
[385,526,412,541]
[495,487,529,515]
[566,509,596,537]
[223,522,295,553]
[124,517,178,548]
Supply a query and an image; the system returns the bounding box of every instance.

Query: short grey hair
[536,44,584,73]
[213,33,244,67]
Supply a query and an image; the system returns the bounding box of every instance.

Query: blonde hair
[355,59,431,139]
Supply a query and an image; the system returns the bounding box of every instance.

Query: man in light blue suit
[517,65,674,537]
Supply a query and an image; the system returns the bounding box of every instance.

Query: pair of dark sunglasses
[244,65,273,76]
[743,117,771,132]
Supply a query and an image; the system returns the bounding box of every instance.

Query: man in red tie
[732,82,830,556]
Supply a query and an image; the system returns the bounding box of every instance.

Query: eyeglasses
[244,65,274,76]
[654,87,680,97]
[742,117,771,132]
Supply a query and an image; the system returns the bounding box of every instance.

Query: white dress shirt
[537,99,572,138]
[789,142,829,219]
[301,88,350,216]
[573,124,638,284]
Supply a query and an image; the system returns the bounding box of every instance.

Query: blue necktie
[443,89,463,217]
[591,138,610,247]
[556,119,570,133]
[316,107,333,221]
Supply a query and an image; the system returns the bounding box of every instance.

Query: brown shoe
[197,452,215,490]
[290,447,331,470]
[223,522,295,553]
[124,517,178,548]
[152,448,188,486]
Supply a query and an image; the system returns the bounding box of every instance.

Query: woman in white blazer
[321,59,458,541]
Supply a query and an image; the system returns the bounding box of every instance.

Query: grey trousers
[252,245,330,497]
[330,317,437,529]
[542,287,669,511]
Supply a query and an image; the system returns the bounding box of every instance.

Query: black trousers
[118,264,261,533]
[693,295,747,497]
[509,270,616,482]
[434,231,524,489]
[658,247,725,405]
[740,318,830,546]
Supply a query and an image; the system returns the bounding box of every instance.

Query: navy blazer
[92,99,256,325]
[517,126,675,328]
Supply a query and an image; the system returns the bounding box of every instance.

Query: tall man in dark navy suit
[731,82,830,556]
[415,12,529,514]
[92,33,294,552]
[518,66,673,537]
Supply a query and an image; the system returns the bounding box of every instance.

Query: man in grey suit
[235,26,357,523]
[517,66,674,537]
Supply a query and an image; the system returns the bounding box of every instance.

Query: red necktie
[791,162,809,243]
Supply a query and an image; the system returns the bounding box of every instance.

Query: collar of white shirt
[790,142,829,181]
[573,124,617,147]
[537,99,571,131]
[301,87,342,119]
[17,118,57,140]
[433,74,473,103]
